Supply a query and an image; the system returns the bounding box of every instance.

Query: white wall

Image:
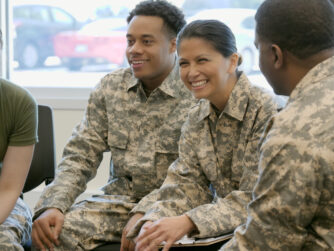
[24,108,111,211]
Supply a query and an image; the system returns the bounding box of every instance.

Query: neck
[285,48,334,94]
[211,73,238,112]
[299,48,334,69]
[142,55,176,93]
[142,84,153,97]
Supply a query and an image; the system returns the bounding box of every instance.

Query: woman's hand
[135,215,196,251]
[121,213,144,251]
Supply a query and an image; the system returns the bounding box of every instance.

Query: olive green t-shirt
[0,78,38,168]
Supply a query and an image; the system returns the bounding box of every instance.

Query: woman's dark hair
[256,0,334,59]
[127,0,186,39]
[176,19,242,65]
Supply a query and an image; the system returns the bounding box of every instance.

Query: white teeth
[132,60,145,64]
[191,80,207,87]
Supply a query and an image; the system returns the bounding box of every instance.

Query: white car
[187,8,258,74]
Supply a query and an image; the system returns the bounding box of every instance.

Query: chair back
[23,105,56,193]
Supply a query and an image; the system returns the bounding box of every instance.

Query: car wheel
[239,48,254,74]
[19,42,43,69]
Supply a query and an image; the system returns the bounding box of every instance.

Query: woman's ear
[227,53,239,73]
[271,44,283,69]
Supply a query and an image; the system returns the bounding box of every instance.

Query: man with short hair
[221,0,334,250]
[31,1,195,250]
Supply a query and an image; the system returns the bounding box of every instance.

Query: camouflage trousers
[0,198,32,251]
[41,194,136,251]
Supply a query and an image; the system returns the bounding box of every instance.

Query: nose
[187,64,200,80]
[128,41,143,55]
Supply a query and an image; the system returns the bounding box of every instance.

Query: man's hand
[121,213,144,251]
[135,215,196,251]
[32,208,64,251]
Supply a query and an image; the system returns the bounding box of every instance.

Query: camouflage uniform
[130,73,278,238]
[33,65,195,250]
[221,56,334,250]
[0,198,32,251]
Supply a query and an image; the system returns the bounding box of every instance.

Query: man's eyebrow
[141,34,155,39]
[126,33,155,39]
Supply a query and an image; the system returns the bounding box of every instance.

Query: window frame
[1,0,277,110]
[1,0,90,110]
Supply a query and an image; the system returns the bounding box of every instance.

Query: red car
[53,18,127,70]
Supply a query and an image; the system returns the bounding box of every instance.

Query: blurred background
[5,0,269,89]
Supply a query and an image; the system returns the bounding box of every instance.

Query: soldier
[130,20,278,251]
[221,0,334,250]
[0,29,38,250]
[31,1,195,250]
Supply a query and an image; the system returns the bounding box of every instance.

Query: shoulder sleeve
[9,86,38,146]
[34,78,110,215]
[221,139,322,250]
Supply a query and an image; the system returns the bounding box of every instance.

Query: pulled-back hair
[176,19,242,65]
[256,0,334,59]
[127,0,186,39]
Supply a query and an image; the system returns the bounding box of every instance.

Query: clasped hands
[32,209,194,251]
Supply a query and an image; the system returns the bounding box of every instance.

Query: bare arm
[0,145,34,224]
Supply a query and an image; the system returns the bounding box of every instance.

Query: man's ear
[271,44,283,69]
[169,37,177,53]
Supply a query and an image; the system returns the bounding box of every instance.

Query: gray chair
[23,104,56,193]
[23,104,56,251]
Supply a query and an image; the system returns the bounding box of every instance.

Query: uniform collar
[125,60,182,98]
[197,73,251,122]
[288,55,334,104]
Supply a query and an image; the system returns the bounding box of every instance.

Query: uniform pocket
[107,128,128,150]
[155,132,179,154]
[155,134,180,185]
[107,127,129,179]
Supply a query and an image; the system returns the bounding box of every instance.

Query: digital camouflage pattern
[33,64,196,250]
[129,73,278,238]
[0,198,32,251]
[221,56,334,250]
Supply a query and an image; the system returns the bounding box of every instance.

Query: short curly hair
[127,0,186,39]
[256,0,334,59]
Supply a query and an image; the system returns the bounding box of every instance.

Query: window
[51,7,75,25]
[30,6,50,22]
[1,0,274,109]
[242,16,255,30]
[13,6,31,19]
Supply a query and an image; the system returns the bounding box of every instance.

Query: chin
[273,88,283,95]
[132,70,145,79]
[272,86,290,96]
[267,81,282,95]
[192,93,206,100]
